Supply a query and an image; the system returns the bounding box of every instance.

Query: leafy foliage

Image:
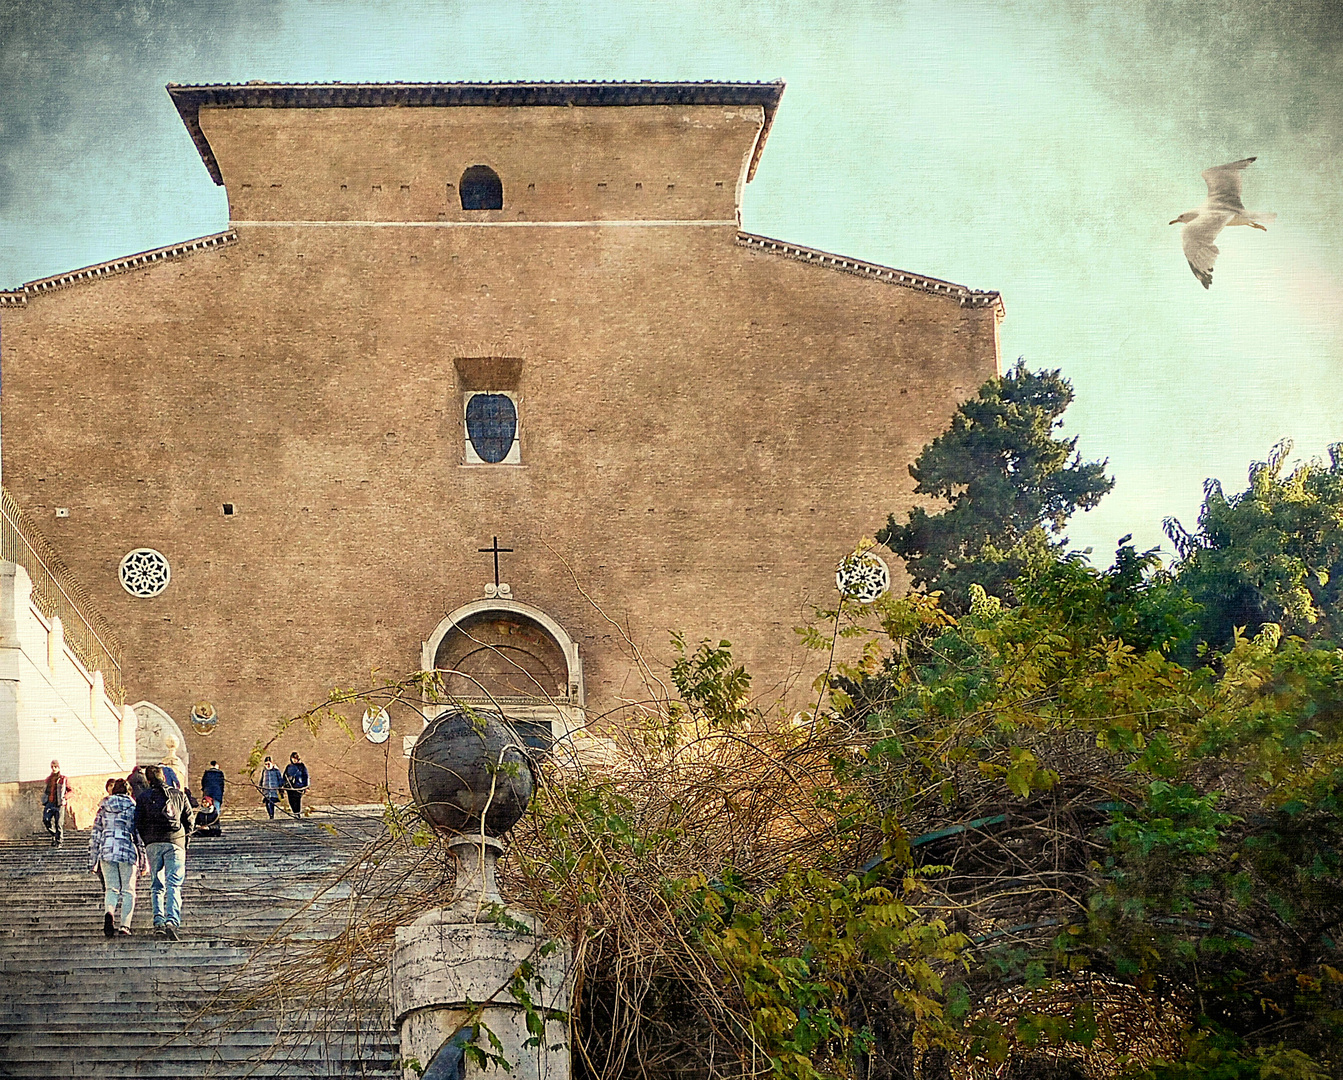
[878,363,1113,610]
[822,548,1343,1080]
[1166,441,1343,651]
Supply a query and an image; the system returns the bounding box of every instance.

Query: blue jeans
[146,842,185,927]
[100,859,137,929]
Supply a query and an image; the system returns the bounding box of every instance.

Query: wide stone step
[0,813,401,1079]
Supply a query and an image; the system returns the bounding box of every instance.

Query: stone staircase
[0,811,402,1079]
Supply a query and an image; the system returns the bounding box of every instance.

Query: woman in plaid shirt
[88,778,149,936]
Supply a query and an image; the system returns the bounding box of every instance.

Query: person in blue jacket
[283,752,309,819]
[257,757,283,820]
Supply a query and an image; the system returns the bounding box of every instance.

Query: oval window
[466,393,517,463]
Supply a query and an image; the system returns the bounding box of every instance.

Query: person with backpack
[283,752,309,819]
[257,757,283,820]
[134,764,194,940]
[42,760,67,847]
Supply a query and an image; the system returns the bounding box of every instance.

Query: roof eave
[166,80,785,187]
[736,232,1005,315]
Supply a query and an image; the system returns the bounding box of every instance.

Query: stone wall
[0,96,1000,802]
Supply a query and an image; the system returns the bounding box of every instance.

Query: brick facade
[0,83,1000,801]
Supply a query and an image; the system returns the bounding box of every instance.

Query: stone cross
[479,536,514,600]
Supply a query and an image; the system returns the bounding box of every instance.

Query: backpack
[143,789,178,833]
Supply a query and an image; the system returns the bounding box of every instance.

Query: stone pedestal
[394,709,570,1080]
[391,838,572,1080]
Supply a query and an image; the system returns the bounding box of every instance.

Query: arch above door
[131,700,190,779]
[421,599,583,703]
[417,599,585,755]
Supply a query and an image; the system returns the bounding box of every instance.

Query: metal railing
[0,489,124,703]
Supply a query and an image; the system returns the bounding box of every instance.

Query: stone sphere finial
[409,709,534,836]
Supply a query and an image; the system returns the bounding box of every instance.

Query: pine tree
[879,362,1113,609]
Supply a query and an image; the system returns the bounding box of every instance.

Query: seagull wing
[1181,210,1230,289]
[1202,157,1256,212]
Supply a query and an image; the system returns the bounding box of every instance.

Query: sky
[1,0,1340,559]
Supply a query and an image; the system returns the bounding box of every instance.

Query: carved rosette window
[119,548,171,598]
[835,551,890,603]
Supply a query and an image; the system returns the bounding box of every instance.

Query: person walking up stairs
[0,812,398,1078]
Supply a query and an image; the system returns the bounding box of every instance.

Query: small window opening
[222,503,235,516]
[400,184,410,192]
[464,392,520,465]
[460,165,503,210]
[635,182,643,190]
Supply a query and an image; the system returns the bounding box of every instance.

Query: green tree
[829,552,1343,1080]
[878,362,1113,610]
[1166,441,1343,651]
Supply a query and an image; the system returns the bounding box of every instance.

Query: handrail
[0,489,124,704]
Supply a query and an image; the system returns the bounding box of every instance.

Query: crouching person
[194,795,222,837]
[134,764,194,940]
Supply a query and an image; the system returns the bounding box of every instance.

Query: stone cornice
[1,231,238,303]
[167,80,785,187]
[735,232,1004,316]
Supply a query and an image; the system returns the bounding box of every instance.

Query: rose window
[119,548,171,598]
[835,551,890,603]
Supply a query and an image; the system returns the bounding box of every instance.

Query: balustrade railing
[0,489,124,703]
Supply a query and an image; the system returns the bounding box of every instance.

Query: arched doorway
[419,599,583,753]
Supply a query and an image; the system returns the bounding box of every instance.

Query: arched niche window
[422,601,584,754]
[459,165,503,211]
[435,611,567,700]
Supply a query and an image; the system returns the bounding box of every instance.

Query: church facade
[0,82,1001,800]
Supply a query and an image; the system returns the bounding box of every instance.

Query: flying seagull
[1169,157,1276,288]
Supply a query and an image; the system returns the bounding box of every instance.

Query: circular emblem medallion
[362,707,391,745]
[190,701,218,737]
[835,551,891,603]
[119,548,171,598]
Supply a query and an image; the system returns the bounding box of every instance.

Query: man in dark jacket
[283,753,309,819]
[198,761,226,837]
[134,765,194,940]
[201,761,226,813]
[42,760,67,847]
